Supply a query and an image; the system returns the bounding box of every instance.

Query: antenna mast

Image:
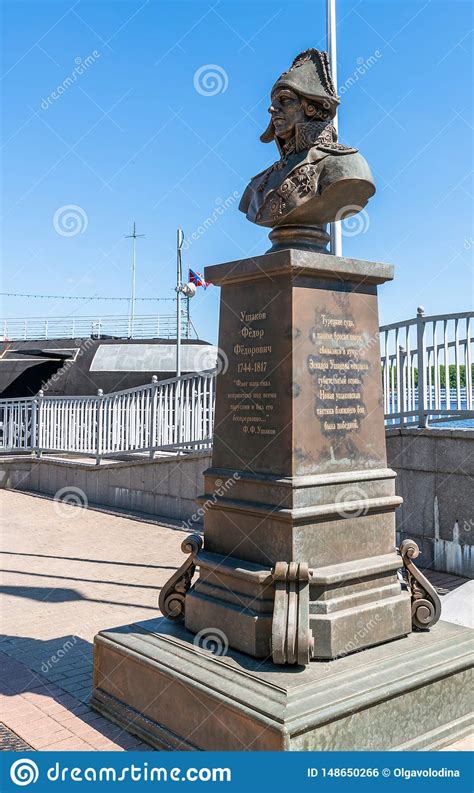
[125,222,145,337]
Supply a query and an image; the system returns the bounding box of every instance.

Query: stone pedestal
[91,617,473,750]
[92,249,472,751]
[185,250,411,659]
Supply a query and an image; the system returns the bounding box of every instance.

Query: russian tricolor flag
[189,268,209,289]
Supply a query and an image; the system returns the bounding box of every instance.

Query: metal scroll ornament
[399,539,441,630]
[271,561,314,665]
[159,533,202,620]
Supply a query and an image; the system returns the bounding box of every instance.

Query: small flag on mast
[189,268,209,289]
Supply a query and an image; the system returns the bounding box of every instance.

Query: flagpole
[176,229,183,378]
[326,0,343,257]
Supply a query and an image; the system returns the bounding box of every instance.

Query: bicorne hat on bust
[260,48,340,144]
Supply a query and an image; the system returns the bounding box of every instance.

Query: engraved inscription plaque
[211,270,386,478]
[212,280,292,475]
[293,280,386,476]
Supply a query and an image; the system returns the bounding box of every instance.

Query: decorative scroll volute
[271,561,314,665]
[159,533,203,621]
[399,539,441,630]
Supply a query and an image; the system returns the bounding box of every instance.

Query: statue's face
[269,87,307,141]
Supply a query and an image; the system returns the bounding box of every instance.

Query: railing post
[399,346,406,427]
[176,377,183,449]
[149,375,158,459]
[35,389,43,457]
[96,389,104,464]
[31,395,37,455]
[416,306,428,428]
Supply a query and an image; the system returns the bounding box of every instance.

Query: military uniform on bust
[239,49,375,252]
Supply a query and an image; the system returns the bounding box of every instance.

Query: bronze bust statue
[239,49,375,253]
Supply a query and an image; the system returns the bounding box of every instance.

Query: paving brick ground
[0,489,471,752]
[1,490,188,751]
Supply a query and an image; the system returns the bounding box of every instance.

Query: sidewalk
[0,652,148,751]
[0,490,471,751]
[1,490,188,751]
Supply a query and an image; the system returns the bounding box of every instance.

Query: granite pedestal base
[185,466,411,660]
[182,249,412,661]
[91,617,473,751]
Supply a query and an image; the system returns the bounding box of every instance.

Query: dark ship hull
[0,337,216,397]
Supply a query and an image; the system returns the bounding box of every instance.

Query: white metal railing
[0,372,216,461]
[0,398,33,451]
[0,313,189,341]
[381,308,473,426]
[1,309,473,460]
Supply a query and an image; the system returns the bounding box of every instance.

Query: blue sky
[1,0,473,343]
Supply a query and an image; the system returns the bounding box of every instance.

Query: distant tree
[383,364,472,390]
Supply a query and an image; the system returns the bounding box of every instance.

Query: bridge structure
[0,309,472,462]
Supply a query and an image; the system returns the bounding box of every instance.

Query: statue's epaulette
[317,142,358,155]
